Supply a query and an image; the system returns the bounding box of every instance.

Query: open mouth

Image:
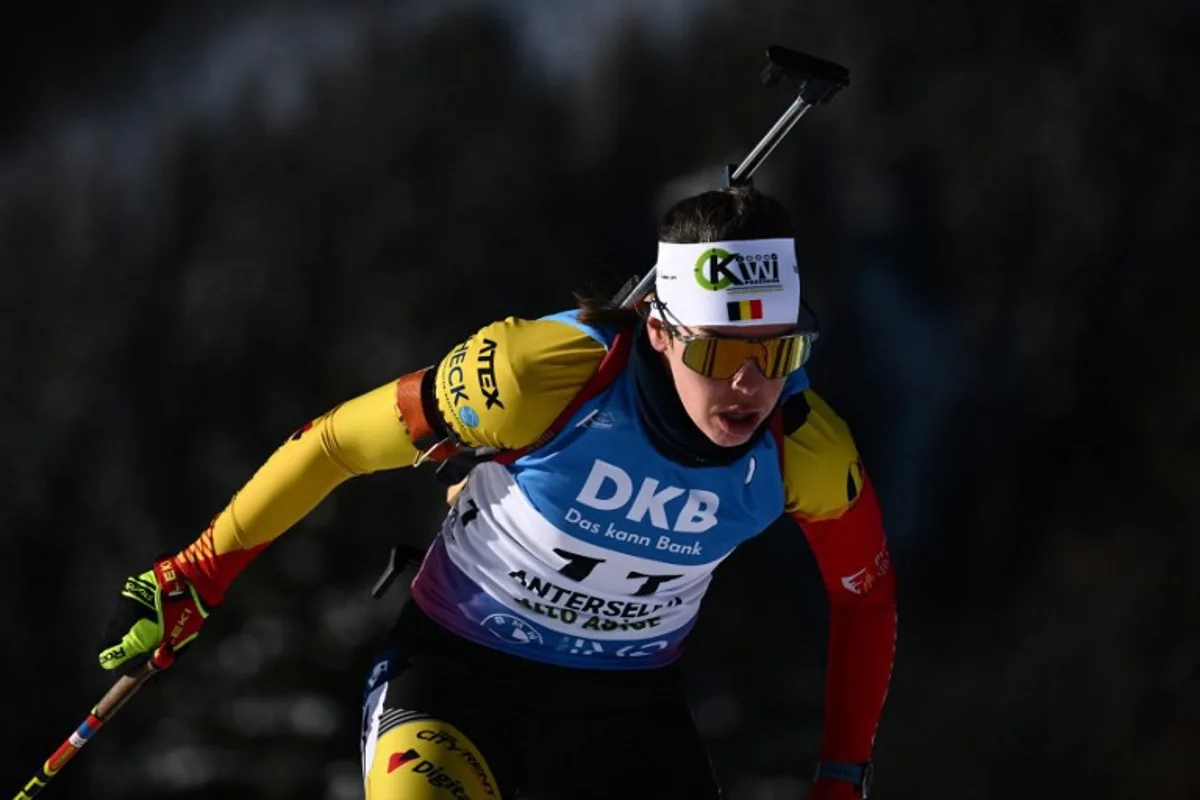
[716,410,760,435]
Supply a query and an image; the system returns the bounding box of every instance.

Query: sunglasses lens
[680,335,811,379]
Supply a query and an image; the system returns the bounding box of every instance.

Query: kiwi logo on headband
[693,248,782,293]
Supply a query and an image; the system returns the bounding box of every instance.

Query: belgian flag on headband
[726,299,764,321]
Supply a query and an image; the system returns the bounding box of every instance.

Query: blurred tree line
[0,0,1196,798]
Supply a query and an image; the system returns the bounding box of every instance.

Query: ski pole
[13,654,167,799]
[614,44,850,309]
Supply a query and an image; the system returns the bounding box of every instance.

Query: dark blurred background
[1,1,1196,798]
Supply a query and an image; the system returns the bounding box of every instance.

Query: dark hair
[576,185,795,327]
[659,184,795,244]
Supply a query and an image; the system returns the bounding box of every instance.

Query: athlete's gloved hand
[812,778,866,800]
[98,556,210,673]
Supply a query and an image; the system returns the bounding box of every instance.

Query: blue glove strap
[814,761,873,797]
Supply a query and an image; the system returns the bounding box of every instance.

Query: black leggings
[361,599,721,800]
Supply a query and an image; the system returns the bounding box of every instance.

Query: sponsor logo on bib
[575,459,719,533]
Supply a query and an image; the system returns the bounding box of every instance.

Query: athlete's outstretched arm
[172,379,424,604]
[781,390,897,799]
[174,315,605,606]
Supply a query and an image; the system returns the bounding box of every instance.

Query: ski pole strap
[494,326,634,465]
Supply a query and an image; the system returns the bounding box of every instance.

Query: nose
[730,359,767,394]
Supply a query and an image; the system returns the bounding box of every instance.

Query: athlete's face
[646,319,791,448]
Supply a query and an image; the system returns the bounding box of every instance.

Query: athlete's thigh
[362,668,509,799]
[364,713,501,800]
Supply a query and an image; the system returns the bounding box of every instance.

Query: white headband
[651,238,801,328]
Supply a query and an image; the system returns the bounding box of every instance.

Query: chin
[708,433,752,447]
[703,423,755,448]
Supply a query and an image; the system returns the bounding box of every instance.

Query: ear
[645,318,672,354]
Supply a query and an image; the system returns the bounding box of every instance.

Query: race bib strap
[495,326,634,466]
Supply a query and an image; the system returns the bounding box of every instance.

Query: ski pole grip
[95,660,160,719]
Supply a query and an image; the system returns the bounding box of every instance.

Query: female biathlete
[98,185,896,799]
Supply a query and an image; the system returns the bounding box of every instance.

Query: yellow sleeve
[432,316,607,450]
[176,315,605,603]
[211,380,421,554]
[781,389,865,522]
[175,379,422,602]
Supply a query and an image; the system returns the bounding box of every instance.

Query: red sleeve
[794,471,896,764]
